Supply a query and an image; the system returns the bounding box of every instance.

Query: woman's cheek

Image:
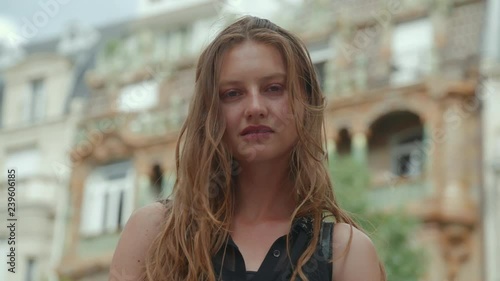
[273,104,295,133]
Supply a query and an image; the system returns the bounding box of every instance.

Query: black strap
[321,222,334,280]
[285,221,334,281]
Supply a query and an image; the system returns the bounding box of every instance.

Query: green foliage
[329,155,426,281]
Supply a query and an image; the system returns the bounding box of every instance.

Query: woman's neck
[233,159,296,224]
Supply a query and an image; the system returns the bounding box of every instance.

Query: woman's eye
[267,84,284,93]
[221,90,240,99]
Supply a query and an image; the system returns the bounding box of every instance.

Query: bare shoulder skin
[332,223,383,281]
[108,202,166,281]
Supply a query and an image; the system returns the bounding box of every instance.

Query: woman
[109,16,385,281]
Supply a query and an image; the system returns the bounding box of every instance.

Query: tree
[329,155,426,281]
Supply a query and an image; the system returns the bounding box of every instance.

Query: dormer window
[57,22,99,55]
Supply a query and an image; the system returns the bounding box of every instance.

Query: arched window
[368,111,425,181]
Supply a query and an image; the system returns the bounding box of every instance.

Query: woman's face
[218,40,301,164]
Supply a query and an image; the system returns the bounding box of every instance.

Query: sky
[0,0,290,46]
[0,0,137,45]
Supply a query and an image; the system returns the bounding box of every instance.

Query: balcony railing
[368,179,432,211]
[327,47,471,98]
[75,104,188,148]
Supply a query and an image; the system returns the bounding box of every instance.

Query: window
[4,147,40,180]
[0,239,7,281]
[117,80,158,112]
[178,25,190,57]
[24,78,46,124]
[0,79,4,128]
[495,131,500,161]
[391,129,424,177]
[391,18,433,85]
[25,257,36,281]
[313,61,326,90]
[191,18,217,55]
[166,26,190,60]
[308,39,334,91]
[150,164,163,197]
[149,164,176,199]
[336,128,352,156]
[80,161,135,236]
[161,171,175,198]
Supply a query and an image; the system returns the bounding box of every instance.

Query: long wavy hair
[142,15,385,281]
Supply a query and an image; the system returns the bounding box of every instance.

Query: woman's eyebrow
[259,73,286,83]
[219,73,286,87]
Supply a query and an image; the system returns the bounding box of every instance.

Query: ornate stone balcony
[0,175,59,216]
[74,104,187,158]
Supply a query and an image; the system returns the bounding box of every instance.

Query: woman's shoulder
[332,222,373,248]
[109,202,168,281]
[331,223,383,281]
[122,201,168,233]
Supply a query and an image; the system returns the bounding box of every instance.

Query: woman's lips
[241,131,273,141]
[240,125,274,136]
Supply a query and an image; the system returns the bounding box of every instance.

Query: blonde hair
[142,15,385,281]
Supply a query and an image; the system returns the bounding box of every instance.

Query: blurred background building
[280,1,485,280]
[0,0,497,281]
[58,1,222,280]
[481,1,500,281]
[0,14,93,281]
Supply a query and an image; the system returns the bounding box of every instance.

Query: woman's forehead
[218,41,287,83]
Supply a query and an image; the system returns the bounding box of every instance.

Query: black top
[212,217,334,281]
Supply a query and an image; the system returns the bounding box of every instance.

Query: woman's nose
[244,88,268,118]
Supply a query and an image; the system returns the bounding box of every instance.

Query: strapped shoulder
[320,221,334,279]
